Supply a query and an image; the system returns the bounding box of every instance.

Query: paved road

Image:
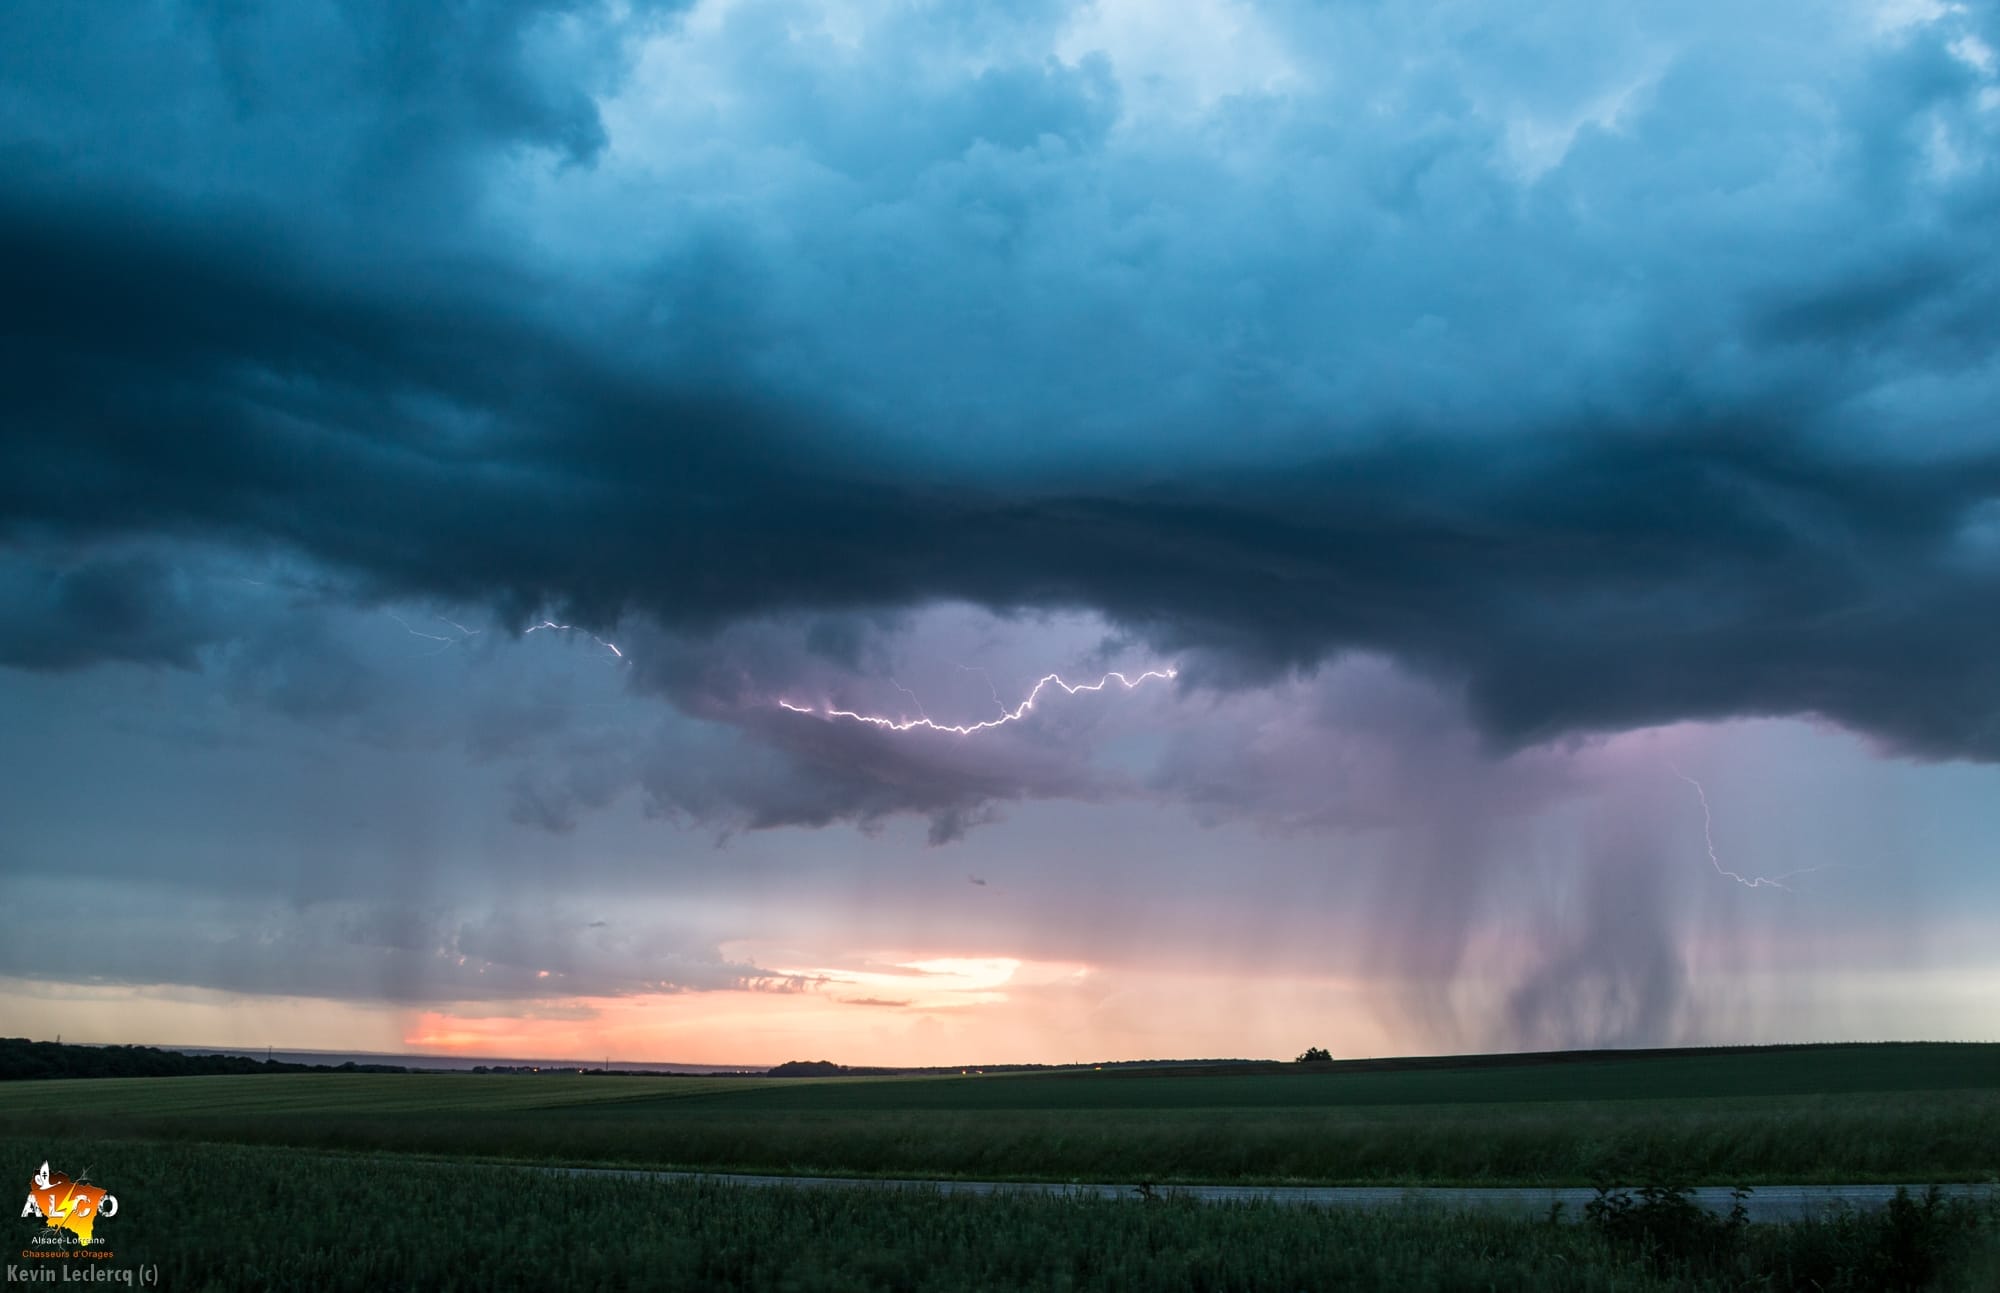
[550,1165,1996,1222]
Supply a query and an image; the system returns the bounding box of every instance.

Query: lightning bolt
[524,620,624,660]
[386,611,624,665]
[779,667,1177,734]
[49,1179,79,1220]
[1672,765,1822,891]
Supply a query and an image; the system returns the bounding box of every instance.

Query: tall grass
[10,1137,1996,1292]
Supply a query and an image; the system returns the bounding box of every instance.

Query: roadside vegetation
[10,1138,1996,1292]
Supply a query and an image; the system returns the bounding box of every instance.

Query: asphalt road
[552,1166,1997,1222]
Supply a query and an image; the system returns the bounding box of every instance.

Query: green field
[9,1136,1998,1292]
[7,1043,1998,1187]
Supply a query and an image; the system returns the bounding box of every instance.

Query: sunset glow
[5,0,1999,1071]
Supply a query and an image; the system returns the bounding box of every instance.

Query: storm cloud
[3,0,1999,1058]
[5,0,2000,777]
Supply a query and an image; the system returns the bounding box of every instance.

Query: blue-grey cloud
[0,885,799,1006]
[3,0,1998,796]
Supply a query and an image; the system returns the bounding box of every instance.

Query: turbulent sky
[4,0,1999,1065]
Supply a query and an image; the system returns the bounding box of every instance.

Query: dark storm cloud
[640,696,1119,844]
[493,616,1133,842]
[0,550,219,672]
[5,0,2000,783]
[11,200,1999,761]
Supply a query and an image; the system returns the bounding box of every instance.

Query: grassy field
[0,1070,772,1116]
[5,1043,1997,1187]
[9,1136,1998,1292]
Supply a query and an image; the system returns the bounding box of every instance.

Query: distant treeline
[766,1043,1992,1081]
[765,1058,1260,1077]
[18,1035,1939,1084]
[467,1066,732,1076]
[766,1060,902,1077]
[1,1038,409,1081]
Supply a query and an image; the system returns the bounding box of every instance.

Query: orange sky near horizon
[7,954,1998,1067]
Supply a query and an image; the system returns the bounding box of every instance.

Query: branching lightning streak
[889,678,933,723]
[387,611,481,656]
[524,620,624,660]
[779,667,1177,734]
[388,612,621,661]
[386,612,452,644]
[1672,765,1822,891]
[957,664,1008,716]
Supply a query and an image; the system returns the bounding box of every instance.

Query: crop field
[9,1136,1999,1292]
[0,1070,776,1117]
[6,1043,1998,1188]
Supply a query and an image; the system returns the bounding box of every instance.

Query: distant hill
[0,1037,410,1080]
